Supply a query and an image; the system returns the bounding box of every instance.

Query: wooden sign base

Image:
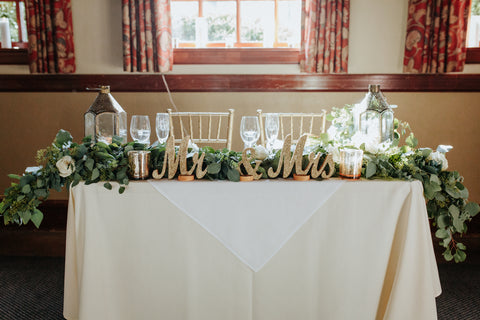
[293,174,310,181]
[240,175,254,182]
[178,175,195,181]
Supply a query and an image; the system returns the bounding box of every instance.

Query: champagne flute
[264,113,279,152]
[240,116,260,149]
[156,113,170,144]
[130,115,151,145]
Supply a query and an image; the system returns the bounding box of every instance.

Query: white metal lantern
[85,86,127,144]
[359,84,394,144]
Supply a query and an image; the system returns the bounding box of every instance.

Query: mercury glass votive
[128,150,151,180]
[339,149,364,180]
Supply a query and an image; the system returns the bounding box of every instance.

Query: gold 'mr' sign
[267,134,335,179]
[152,136,207,180]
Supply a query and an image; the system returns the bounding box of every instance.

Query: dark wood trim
[1,74,480,92]
[0,48,28,65]
[466,48,480,64]
[173,48,300,64]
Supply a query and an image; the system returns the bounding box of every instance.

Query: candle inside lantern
[339,149,363,179]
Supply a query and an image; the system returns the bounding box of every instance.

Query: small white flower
[25,166,42,174]
[428,151,448,171]
[56,156,76,178]
[437,145,453,153]
[188,140,199,152]
[325,144,341,163]
[254,145,268,160]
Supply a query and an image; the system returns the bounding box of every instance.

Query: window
[171,0,301,64]
[0,0,27,48]
[0,0,28,65]
[467,0,480,63]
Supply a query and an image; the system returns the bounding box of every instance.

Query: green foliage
[1,117,479,264]
[472,0,480,16]
[208,15,235,41]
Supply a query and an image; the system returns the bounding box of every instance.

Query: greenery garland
[1,106,478,263]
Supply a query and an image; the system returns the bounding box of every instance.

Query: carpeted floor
[0,256,478,320]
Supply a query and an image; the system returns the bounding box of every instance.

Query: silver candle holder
[128,150,151,180]
[339,149,363,180]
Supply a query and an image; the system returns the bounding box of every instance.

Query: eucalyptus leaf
[443,250,453,261]
[21,184,31,194]
[465,202,480,217]
[227,168,240,182]
[91,168,100,180]
[207,163,221,174]
[7,174,21,180]
[435,229,449,239]
[19,210,31,224]
[365,162,377,179]
[457,243,466,250]
[449,205,460,219]
[85,158,95,171]
[453,217,464,233]
[31,209,44,229]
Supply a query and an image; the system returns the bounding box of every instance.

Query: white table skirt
[64,180,441,320]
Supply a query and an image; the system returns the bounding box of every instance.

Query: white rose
[427,151,448,171]
[254,145,268,160]
[56,156,76,178]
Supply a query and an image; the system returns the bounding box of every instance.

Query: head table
[63,179,441,320]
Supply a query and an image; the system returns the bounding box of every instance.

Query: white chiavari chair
[167,109,235,150]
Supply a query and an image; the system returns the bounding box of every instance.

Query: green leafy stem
[0,124,478,263]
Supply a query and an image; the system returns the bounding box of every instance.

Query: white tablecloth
[64,180,441,320]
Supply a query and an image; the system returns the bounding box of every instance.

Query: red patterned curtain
[122,0,173,73]
[300,0,350,73]
[25,0,76,73]
[403,0,471,73]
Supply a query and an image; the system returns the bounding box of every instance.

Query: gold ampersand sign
[238,148,263,180]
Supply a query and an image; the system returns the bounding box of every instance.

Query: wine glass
[130,115,151,145]
[156,113,170,144]
[264,113,279,152]
[240,116,260,149]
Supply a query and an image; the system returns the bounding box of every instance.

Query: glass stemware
[130,115,151,145]
[156,113,170,144]
[264,113,279,152]
[240,116,260,149]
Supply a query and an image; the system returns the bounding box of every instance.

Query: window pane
[0,1,18,43]
[469,0,480,47]
[172,2,198,43]
[204,1,236,43]
[278,0,301,47]
[240,1,274,46]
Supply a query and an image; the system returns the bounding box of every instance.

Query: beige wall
[1,92,479,202]
[1,0,479,73]
[0,1,479,200]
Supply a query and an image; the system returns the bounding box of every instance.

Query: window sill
[173,48,300,64]
[0,48,29,65]
[466,48,480,64]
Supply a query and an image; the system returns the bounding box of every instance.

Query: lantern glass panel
[381,110,394,143]
[85,112,95,140]
[96,112,116,144]
[360,110,382,144]
[118,112,127,143]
